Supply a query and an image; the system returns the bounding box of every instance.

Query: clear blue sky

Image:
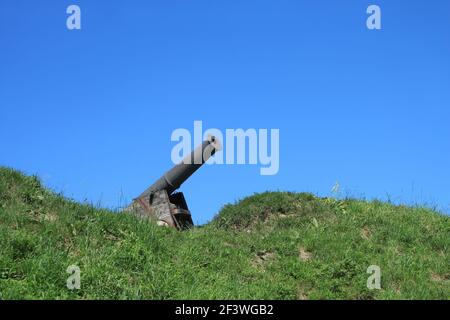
[1,1,449,224]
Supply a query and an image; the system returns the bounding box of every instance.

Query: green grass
[0,167,448,299]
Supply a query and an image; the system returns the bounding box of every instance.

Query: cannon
[126,135,222,230]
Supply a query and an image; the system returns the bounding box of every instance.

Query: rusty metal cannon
[126,136,221,230]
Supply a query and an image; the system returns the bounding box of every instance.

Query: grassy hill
[0,167,448,299]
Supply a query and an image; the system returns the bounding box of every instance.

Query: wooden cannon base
[125,189,194,230]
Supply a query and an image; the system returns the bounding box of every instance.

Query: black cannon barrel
[138,136,221,199]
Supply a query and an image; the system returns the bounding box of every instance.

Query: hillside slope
[0,167,448,299]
